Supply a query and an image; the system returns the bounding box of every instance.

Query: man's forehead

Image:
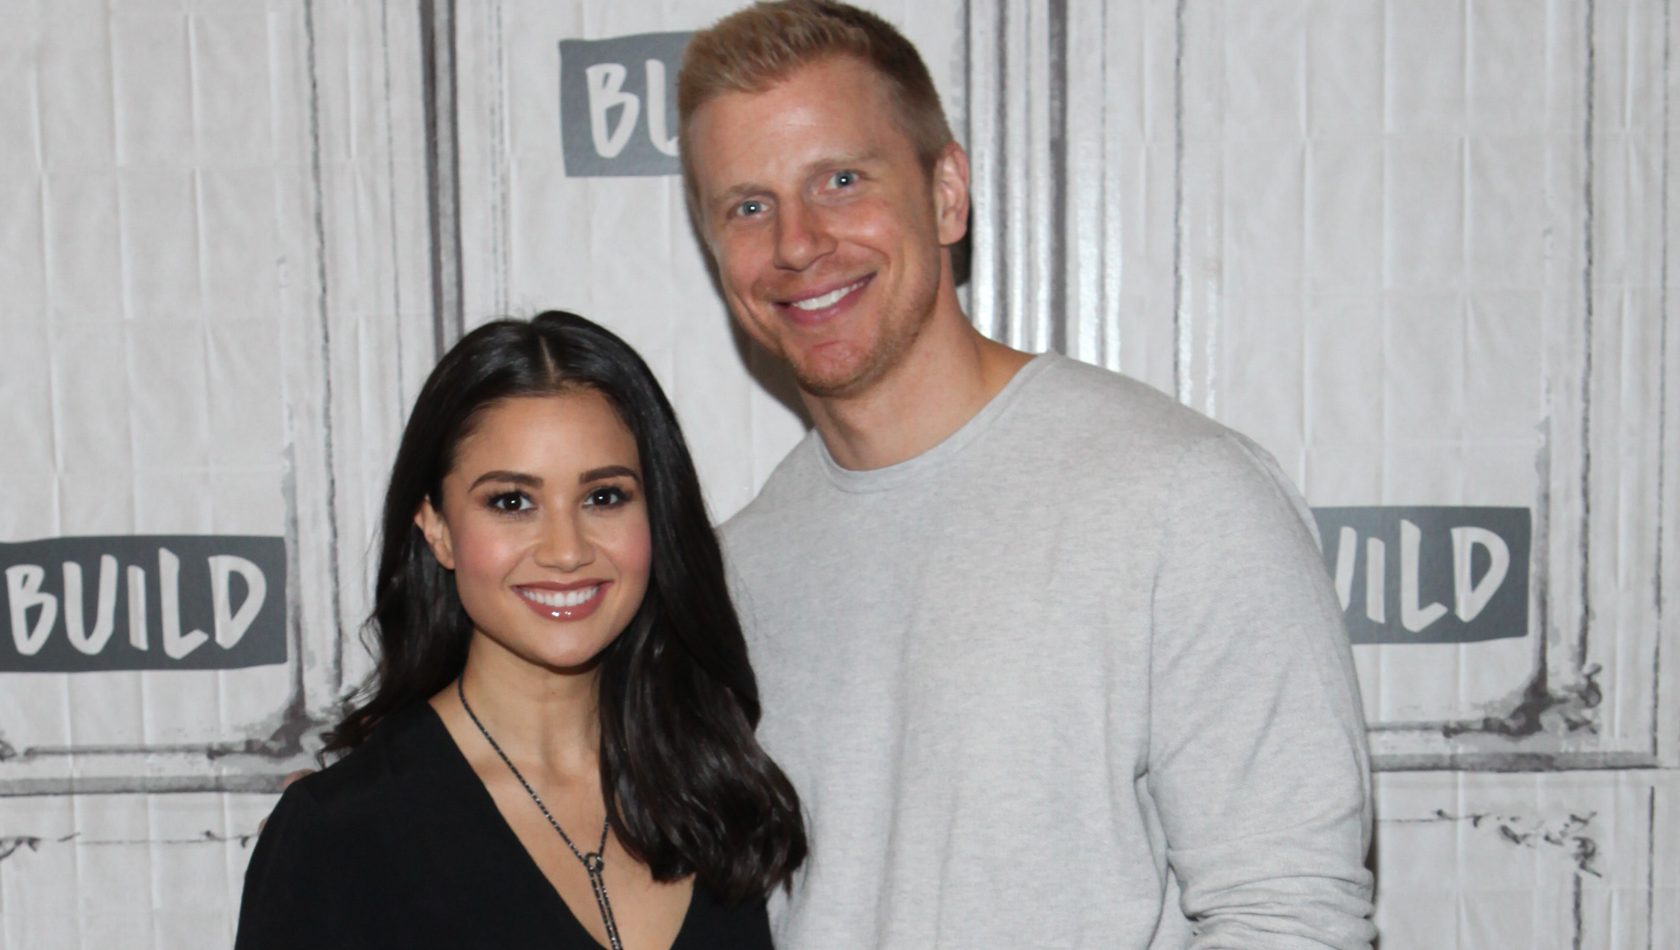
[688,60,902,171]
[693,54,894,131]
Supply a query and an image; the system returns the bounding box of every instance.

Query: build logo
[2,535,286,672]
[1311,507,1531,645]
[558,32,690,177]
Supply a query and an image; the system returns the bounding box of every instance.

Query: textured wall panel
[1,0,433,945]
[1371,770,1677,948]
[0,2,1672,948]
[1161,0,1672,771]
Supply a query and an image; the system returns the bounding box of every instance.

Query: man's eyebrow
[580,465,640,484]
[821,148,884,168]
[469,470,541,490]
[710,182,766,210]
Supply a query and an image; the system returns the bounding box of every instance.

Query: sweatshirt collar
[813,353,1058,493]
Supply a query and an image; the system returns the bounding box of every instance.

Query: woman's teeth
[519,586,599,608]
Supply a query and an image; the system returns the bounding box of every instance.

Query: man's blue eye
[830,170,858,188]
[737,199,765,217]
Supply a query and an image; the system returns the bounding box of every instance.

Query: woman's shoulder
[250,703,441,864]
[235,705,458,948]
[244,703,456,885]
[290,703,447,814]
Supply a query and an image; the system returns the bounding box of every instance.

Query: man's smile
[775,275,873,323]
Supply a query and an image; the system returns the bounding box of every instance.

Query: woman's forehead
[449,391,640,477]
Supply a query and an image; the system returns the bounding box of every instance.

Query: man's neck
[805,310,1034,471]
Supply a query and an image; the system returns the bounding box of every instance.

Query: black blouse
[235,704,772,949]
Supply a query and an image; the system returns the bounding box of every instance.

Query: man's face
[686,56,968,398]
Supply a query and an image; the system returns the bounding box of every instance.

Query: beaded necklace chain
[456,678,623,950]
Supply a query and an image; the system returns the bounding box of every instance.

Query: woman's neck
[442,637,604,781]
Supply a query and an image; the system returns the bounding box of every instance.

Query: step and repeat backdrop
[1,1,1675,947]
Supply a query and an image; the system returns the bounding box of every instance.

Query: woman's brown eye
[584,486,630,508]
[488,492,531,513]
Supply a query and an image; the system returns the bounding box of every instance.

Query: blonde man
[679,2,1375,948]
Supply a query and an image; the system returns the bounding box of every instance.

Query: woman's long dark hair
[327,311,805,901]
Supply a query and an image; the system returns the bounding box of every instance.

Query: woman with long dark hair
[236,312,805,949]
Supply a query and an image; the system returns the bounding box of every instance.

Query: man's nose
[772,200,835,270]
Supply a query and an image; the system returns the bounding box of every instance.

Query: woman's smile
[516,581,610,621]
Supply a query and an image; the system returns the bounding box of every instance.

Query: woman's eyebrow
[468,470,541,490]
[580,465,640,484]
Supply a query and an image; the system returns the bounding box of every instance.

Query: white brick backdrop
[1,2,1673,947]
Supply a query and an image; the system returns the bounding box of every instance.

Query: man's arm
[1147,432,1375,949]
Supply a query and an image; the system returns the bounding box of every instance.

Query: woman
[236,312,806,949]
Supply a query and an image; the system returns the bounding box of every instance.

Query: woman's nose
[533,512,595,571]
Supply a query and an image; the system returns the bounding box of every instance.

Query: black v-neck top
[235,704,772,950]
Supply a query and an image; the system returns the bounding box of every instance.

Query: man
[677,2,1376,948]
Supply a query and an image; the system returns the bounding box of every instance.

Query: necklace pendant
[583,852,605,875]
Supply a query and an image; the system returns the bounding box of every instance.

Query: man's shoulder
[719,430,826,547]
[1003,358,1321,537]
[1031,354,1219,431]
[1009,355,1236,469]
[718,356,1276,542]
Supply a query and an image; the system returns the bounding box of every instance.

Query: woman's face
[415,390,653,673]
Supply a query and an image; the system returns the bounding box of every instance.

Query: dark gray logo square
[1310,507,1531,645]
[2,535,288,672]
[559,32,692,177]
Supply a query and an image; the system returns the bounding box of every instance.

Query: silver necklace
[457,678,624,950]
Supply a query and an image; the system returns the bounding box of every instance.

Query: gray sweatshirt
[722,354,1374,949]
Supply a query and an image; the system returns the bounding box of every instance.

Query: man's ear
[414,498,455,571]
[932,141,971,246]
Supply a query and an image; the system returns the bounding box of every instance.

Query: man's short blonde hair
[676,0,954,210]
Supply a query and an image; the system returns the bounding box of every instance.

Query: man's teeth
[790,280,863,311]
[520,586,599,608]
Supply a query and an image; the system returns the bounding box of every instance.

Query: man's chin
[790,353,879,399]
[788,326,927,400]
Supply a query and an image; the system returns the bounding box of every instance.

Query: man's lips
[774,276,871,324]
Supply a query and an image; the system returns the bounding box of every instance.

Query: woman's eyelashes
[484,489,534,515]
[583,483,635,509]
[478,482,636,516]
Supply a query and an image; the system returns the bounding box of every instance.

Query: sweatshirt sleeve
[1146,432,1375,949]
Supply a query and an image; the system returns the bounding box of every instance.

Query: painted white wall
[0,1,1673,947]
[0,1,434,944]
